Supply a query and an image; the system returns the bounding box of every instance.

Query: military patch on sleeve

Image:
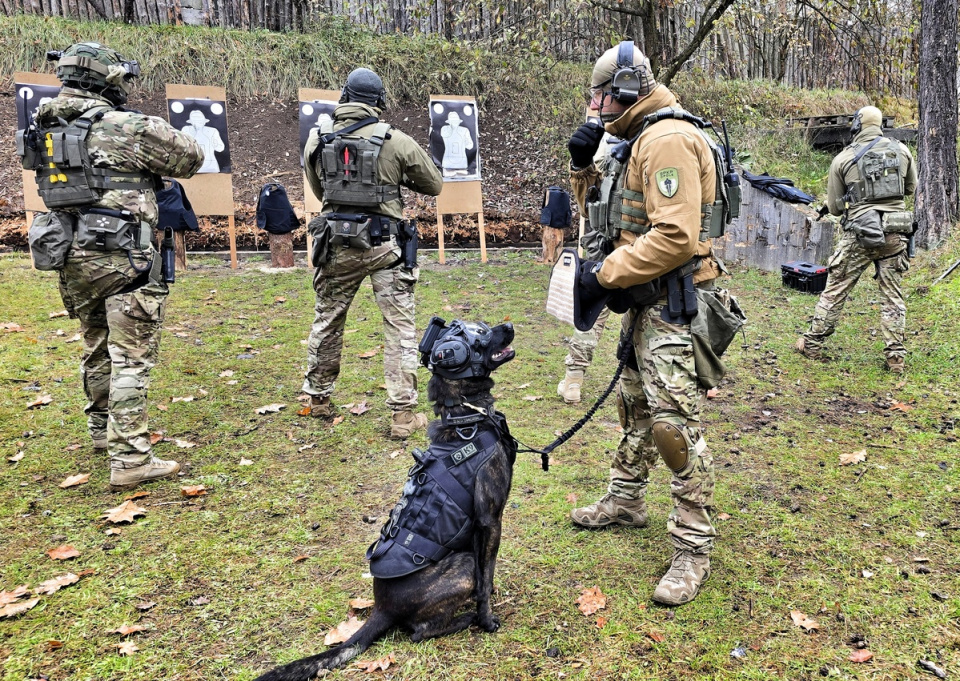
[655,168,680,198]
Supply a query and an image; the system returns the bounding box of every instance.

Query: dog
[254,318,516,680]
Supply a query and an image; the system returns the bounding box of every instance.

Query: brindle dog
[254,321,516,681]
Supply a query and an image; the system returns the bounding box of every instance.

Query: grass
[1,242,958,680]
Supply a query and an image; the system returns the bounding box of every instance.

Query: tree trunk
[915,0,959,249]
[269,232,295,268]
[541,227,565,265]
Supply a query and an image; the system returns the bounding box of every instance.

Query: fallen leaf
[790,610,819,631]
[190,596,210,606]
[47,639,63,650]
[575,586,606,616]
[297,406,311,416]
[595,616,607,629]
[35,573,80,595]
[647,631,666,643]
[134,601,156,611]
[292,555,309,563]
[516,382,531,389]
[116,640,138,656]
[388,449,402,459]
[26,394,53,409]
[105,528,122,536]
[59,473,90,489]
[239,458,254,466]
[0,597,40,618]
[0,586,30,605]
[274,296,287,303]
[255,403,286,414]
[350,401,371,416]
[522,395,543,401]
[706,387,720,399]
[101,500,147,524]
[47,545,80,560]
[226,380,238,385]
[565,493,578,504]
[861,569,874,579]
[324,615,364,645]
[171,395,195,403]
[357,346,381,359]
[331,415,345,426]
[173,439,197,448]
[298,443,315,452]
[149,432,164,445]
[1,322,24,332]
[64,443,82,451]
[65,333,81,343]
[219,370,235,378]
[354,653,395,672]
[839,449,867,466]
[349,598,374,610]
[849,649,873,663]
[156,404,168,411]
[111,624,146,636]
[717,512,732,520]
[180,485,207,497]
[123,491,151,501]
[8,451,24,463]
[48,310,68,318]
[889,401,914,412]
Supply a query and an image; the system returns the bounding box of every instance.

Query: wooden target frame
[430,95,486,264]
[165,84,237,269]
[299,88,341,265]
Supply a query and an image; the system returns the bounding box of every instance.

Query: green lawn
[1,248,958,680]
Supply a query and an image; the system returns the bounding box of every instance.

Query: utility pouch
[16,129,41,169]
[882,211,914,234]
[75,210,138,252]
[690,287,746,388]
[847,210,885,249]
[725,178,742,221]
[28,211,75,271]
[327,213,373,250]
[701,201,727,240]
[308,214,332,268]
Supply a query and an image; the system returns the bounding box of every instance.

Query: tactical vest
[366,415,515,579]
[585,108,739,246]
[842,136,904,208]
[17,105,155,209]
[317,119,401,208]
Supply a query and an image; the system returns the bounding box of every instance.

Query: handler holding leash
[302,68,443,439]
[565,42,740,605]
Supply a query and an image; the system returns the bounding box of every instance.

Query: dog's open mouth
[490,346,515,367]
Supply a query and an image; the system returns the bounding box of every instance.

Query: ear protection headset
[609,40,641,105]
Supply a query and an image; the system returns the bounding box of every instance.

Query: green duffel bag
[28,211,75,271]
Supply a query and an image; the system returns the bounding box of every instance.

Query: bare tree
[915,0,959,249]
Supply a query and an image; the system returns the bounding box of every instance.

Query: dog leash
[514,315,639,472]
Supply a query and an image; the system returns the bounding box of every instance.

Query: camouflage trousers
[609,302,716,554]
[803,231,908,359]
[58,249,167,468]
[303,239,419,411]
[564,307,613,370]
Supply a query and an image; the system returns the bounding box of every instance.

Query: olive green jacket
[304,102,443,221]
[826,124,917,222]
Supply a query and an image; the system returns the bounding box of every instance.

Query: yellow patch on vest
[655,168,679,198]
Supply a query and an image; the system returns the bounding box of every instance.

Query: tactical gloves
[568,122,605,168]
[577,260,608,301]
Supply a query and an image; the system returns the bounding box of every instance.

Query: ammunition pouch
[326,213,397,251]
[882,210,914,234]
[690,287,746,388]
[75,208,144,253]
[28,211,76,271]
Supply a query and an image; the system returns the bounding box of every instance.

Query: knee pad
[652,421,705,472]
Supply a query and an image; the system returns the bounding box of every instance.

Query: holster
[396,219,418,269]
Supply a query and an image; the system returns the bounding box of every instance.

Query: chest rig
[585,108,739,252]
[366,411,516,579]
[17,105,156,209]
[316,118,400,208]
[842,135,904,208]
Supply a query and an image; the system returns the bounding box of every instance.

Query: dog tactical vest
[17,105,156,209]
[317,118,401,207]
[585,107,738,248]
[367,415,515,579]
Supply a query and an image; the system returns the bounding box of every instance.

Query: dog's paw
[479,615,501,633]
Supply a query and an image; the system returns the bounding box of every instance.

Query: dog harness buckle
[412,553,426,565]
[455,425,478,441]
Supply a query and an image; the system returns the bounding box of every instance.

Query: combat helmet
[339,67,387,110]
[47,42,141,105]
[591,40,656,110]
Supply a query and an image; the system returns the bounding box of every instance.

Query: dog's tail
[253,609,393,680]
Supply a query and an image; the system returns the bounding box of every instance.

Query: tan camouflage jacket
[34,88,204,227]
[826,124,917,222]
[304,102,443,221]
[571,85,720,288]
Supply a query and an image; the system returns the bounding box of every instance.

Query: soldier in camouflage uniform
[567,43,725,605]
[302,68,443,439]
[26,43,203,489]
[797,106,917,374]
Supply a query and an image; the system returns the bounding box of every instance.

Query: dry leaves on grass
[350,401,371,416]
[839,449,867,466]
[35,573,80,595]
[297,406,311,416]
[8,451,24,463]
[1,586,30,605]
[566,493,578,504]
[522,395,543,401]
[790,610,819,631]
[64,443,82,451]
[135,601,156,611]
[349,598,374,610]
[116,641,139,656]
[124,490,151,501]
[647,631,666,643]
[171,395,195,403]
[65,333,81,343]
[354,653,395,672]
[239,457,254,466]
[357,346,382,359]
[575,586,607,616]
[0,598,40,618]
[111,624,147,636]
[59,473,90,489]
[47,545,80,561]
[324,615,364,646]
[48,310,68,318]
[717,512,733,521]
[101,500,146,524]
[219,369,235,378]
[292,555,309,563]
[173,439,197,448]
[181,485,207,497]
[889,401,914,412]
[331,415,345,426]
[255,403,286,414]
[1,322,24,332]
[849,649,874,663]
[26,394,53,409]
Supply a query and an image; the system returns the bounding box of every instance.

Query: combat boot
[390,411,428,439]
[570,493,648,528]
[557,369,584,404]
[885,356,905,375]
[110,457,181,490]
[309,395,336,419]
[795,337,821,360]
[652,550,711,606]
[91,433,107,450]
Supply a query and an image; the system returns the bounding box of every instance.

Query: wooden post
[228,215,238,268]
[436,213,446,264]
[174,231,187,271]
[477,211,487,263]
[541,226,564,265]
[305,211,313,268]
[26,210,36,269]
[578,215,586,257]
[269,232,294,267]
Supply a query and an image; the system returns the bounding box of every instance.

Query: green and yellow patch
[655,167,679,198]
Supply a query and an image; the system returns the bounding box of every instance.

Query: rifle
[720,120,741,220]
[934,257,960,285]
